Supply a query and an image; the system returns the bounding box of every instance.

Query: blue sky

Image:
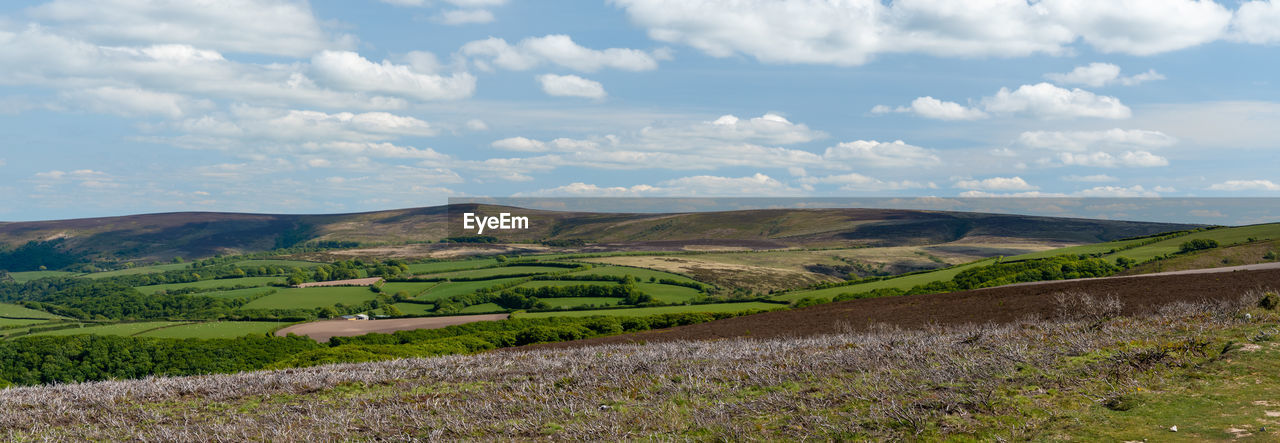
[1,0,1279,221]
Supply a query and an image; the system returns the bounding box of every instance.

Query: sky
[1,0,1279,222]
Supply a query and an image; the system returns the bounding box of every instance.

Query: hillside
[0,205,1199,267]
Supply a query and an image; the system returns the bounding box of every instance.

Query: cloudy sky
[1,0,1279,221]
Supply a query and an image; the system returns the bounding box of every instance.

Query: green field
[1098,223,1280,262]
[135,321,284,339]
[458,302,504,314]
[380,282,439,298]
[773,258,998,302]
[406,258,499,274]
[0,318,54,328]
[28,321,190,337]
[424,266,571,279]
[240,286,378,310]
[0,303,62,319]
[568,265,697,283]
[82,263,193,279]
[516,280,620,289]
[135,276,283,294]
[196,287,278,300]
[517,302,782,318]
[635,283,704,303]
[6,270,79,282]
[414,278,525,301]
[232,259,324,268]
[388,303,435,315]
[536,297,621,309]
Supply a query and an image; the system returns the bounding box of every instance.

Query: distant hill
[0,205,1200,267]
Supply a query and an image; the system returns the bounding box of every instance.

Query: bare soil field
[526,267,1280,350]
[275,314,509,342]
[294,277,383,288]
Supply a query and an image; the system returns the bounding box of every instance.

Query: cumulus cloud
[1044,62,1165,87]
[436,9,495,25]
[1074,185,1160,197]
[1231,1,1280,44]
[823,140,941,168]
[613,0,1234,65]
[878,83,1129,121]
[799,173,933,191]
[1015,129,1176,152]
[640,113,825,145]
[536,74,607,99]
[1207,179,1280,191]
[29,0,351,57]
[310,51,476,101]
[953,176,1037,191]
[1062,174,1118,182]
[518,173,801,197]
[871,96,988,121]
[1057,151,1168,168]
[69,86,212,118]
[461,35,660,72]
[178,107,439,142]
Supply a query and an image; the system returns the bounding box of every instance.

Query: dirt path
[523,267,1280,351]
[276,314,509,342]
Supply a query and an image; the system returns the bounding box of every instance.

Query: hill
[0,205,1199,268]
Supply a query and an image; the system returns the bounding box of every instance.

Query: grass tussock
[1,290,1275,441]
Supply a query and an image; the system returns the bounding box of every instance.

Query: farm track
[524,266,1280,350]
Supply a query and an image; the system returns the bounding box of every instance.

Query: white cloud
[462,35,660,72]
[70,86,212,118]
[640,113,824,145]
[436,9,495,25]
[465,119,489,131]
[310,51,476,101]
[953,176,1037,191]
[981,83,1131,119]
[491,137,548,152]
[1074,185,1159,197]
[1231,1,1280,44]
[800,173,932,191]
[871,96,988,121]
[196,107,439,141]
[613,0,1234,66]
[536,74,607,99]
[29,0,351,57]
[518,173,799,197]
[823,140,941,168]
[1057,151,1168,167]
[1207,179,1280,191]
[1044,62,1165,87]
[380,0,506,6]
[1062,174,1118,182]
[1015,129,1176,152]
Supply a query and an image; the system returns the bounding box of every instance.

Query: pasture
[516,302,782,318]
[135,276,282,294]
[635,283,703,303]
[27,321,190,337]
[413,278,525,301]
[424,266,571,279]
[773,258,998,302]
[567,265,697,283]
[136,322,284,339]
[240,287,378,310]
[406,258,498,274]
[0,303,62,319]
[6,271,78,283]
[536,297,620,309]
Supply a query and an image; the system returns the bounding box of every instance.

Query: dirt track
[276,314,509,342]
[525,267,1280,351]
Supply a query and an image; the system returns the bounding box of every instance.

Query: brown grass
[274,314,509,342]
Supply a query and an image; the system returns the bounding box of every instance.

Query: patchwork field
[405,258,499,274]
[537,297,620,308]
[414,278,525,301]
[379,282,439,298]
[240,287,378,310]
[135,276,283,294]
[567,265,697,283]
[27,322,190,337]
[516,302,782,318]
[0,303,63,319]
[135,321,285,339]
[423,266,573,279]
[6,271,79,283]
[274,314,509,342]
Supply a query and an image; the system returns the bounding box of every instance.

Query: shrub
[1258,292,1280,310]
[1179,239,1219,253]
[792,297,830,308]
[1264,250,1278,261]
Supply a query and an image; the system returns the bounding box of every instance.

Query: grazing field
[536,297,620,309]
[423,266,570,279]
[0,303,62,319]
[135,276,283,294]
[516,280,620,289]
[0,318,52,328]
[635,283,702,303]
[240,287,378,310]
[27,321,190,337]
[81,263,192,279]
[773,258,998,302]
[1125,238,1280,275]
[232,259,323,268]
[568,265,697,283]
[1100,223,1280,262]
[388,303,434,315]
[274,314,509,342]
[6,270,79,282]
[379,282,438,298]
[516,302,781,318]
[458,303,504,314]
[580,257,828,291]
[405,258,498,274]
[135,321,284,339]
[414,278,524,301]
[295,277,382,288]
[197,287,278,300]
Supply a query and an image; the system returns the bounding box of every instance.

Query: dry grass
[0,292,1267,441]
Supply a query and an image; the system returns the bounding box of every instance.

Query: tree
[383,305,405,317]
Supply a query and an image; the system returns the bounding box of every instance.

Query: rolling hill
[0,205,1200,267]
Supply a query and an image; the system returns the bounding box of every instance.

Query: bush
[792,297,830,308]
[1258,292,1280,310]
[1179,239,1219,253]
[1264,250,1278,261]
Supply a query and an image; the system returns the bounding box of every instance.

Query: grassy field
[380,282,439,298]
[240,287,378,310]
[135,276,283,294]
[517,302,782,318]
[457,303,504,314]
[414,278,525,301]
[135,322,285,339]
[635,283,703,303]
[81,263,192,279]
[0,318,53,328]
[772,258,998,302]
[536,297,621,309]
[196,287,278,300]
[1099,223,1280,263]
[424,266,570,279]
[568,265,697,283]
[406,258,499,274]
[389,303,435,316]
[516,280,620,289]
[0,303,62,319]
[6,270,79,282]
[27,321,190,337]
[232,259,324,268]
